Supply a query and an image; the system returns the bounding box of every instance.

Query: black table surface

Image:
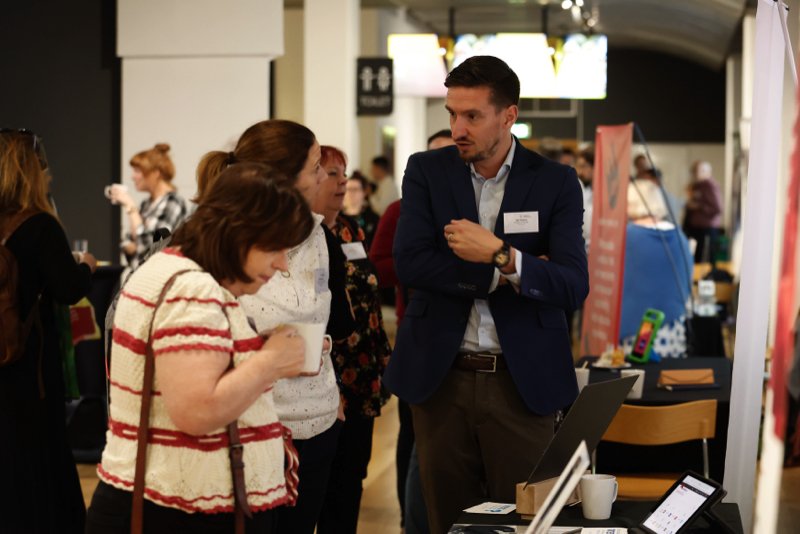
[578,356,732,406]
[455,501,743,533]
[577,356,732,482]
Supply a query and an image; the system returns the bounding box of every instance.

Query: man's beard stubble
[455,135,502,165]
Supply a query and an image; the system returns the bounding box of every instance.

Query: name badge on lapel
[504,211,539,234]
[341,242,367,261]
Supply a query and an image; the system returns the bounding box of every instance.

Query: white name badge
[314,267,329,294]
[504,211,539,234]
[341,242,367,261]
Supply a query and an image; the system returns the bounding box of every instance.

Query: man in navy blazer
[384,56,589,533]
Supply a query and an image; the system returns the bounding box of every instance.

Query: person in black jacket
[0,128,97,533]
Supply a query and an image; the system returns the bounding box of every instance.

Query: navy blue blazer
[383,141,589,415]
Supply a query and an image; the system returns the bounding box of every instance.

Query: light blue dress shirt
[460,138,524,353]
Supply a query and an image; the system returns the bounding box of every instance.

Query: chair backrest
[602,399,717,446]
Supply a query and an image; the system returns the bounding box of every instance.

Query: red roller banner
[580,123,633,357]
[771,87,800,439]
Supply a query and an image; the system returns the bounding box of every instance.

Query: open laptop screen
[527,375,637,484]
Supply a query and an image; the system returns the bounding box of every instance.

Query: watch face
[494,251,509,267]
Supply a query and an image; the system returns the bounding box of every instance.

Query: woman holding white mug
[105,143,190,270]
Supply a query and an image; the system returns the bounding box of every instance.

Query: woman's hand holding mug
[104,184,135,212]
[259,325,306,380]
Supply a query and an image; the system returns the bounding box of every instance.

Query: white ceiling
[285,0,749,69]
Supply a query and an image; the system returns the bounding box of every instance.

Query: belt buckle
[476,353,497,373]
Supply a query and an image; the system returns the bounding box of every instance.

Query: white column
[392,96,428,192]
[304,0,360,165]
[724,2,786,532]
[117,0,283,206]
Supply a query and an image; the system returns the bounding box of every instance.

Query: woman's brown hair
[171,162,314,284]
[0,131,55,216]
[195,120,316,204]
[130,143,176,183]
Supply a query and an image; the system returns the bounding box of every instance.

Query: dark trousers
[317,414,376,534]
[85,481,277,533]
[404,444,430,534]
[684,226,719,263]
[411,367,554,534]
[396,398,415,525]
[276,419,343,534]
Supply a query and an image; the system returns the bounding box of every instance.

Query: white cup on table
[580,474,618,520]
[286,323,330,375]
[621,369,645,399]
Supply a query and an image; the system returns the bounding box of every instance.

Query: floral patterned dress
[330,214,391,418]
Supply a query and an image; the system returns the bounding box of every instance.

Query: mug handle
[612,480,618,503]
[321,334,333,356]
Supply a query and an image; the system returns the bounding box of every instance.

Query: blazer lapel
[447,157,480,222]
[495,142,540,236]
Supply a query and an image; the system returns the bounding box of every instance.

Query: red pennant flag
[771,82,800,439]
[580,123,633,357]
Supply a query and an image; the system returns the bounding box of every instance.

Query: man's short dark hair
[444,56,520,109]
[371,155,390,171]
[427,129,452,147]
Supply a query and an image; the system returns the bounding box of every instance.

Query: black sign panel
[356,57,393,116]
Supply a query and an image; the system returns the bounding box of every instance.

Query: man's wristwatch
[492,241,511,269]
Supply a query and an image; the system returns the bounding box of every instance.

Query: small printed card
[463,502,517,515]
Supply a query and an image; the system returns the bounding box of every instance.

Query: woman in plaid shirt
[106,143,190,269]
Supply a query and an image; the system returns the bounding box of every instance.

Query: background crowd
[1,74,727,532]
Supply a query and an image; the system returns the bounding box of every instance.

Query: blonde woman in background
[106,143,190,269]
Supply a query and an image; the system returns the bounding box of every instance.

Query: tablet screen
[641,474,718,534]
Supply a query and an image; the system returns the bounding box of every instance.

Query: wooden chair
[599,399,717,499]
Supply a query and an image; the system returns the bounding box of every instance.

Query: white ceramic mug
[621,369,645,399]
[575,367,590,392]
[286,323,328,375]
[580,474,618,520]
[104,184,128,202]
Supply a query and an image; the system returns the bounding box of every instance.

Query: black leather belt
[454,352,506,373]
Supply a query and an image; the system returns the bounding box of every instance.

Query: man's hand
[444,219,503,263]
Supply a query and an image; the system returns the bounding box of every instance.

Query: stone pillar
[303,0,360,164]
[117,0,283,206]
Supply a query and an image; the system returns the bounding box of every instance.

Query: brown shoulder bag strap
[226,371,250,534]
[130,269,194,534]
[219,307,252,534]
